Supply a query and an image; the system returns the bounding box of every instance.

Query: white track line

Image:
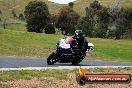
[0,66,132,71]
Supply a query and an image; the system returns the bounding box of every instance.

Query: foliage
[0,9,2,21]
[90,0,101,10]
[68,2,74,8]
[50,14,58,25]
[77,17,93,37]
[80,1,109,38]
[45,24,55,34]
[0,0,131,18]
[121,8,132,39]
[56,6,80,34]
[108,6,131,39]
[95,6,109,38]
[19,13,25,20]
[0,10,2,14]
[83,0,132,39]
[24,1,50,33]
[12,9,17,18]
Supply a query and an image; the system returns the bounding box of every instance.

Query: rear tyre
[71,60,79,65]
[47,52,56,65]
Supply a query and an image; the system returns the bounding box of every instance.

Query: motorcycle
[47,32,94,65]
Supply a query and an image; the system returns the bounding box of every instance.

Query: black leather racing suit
[72,36,88,54]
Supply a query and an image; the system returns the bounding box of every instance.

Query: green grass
[0,24,132,61]
[0,70,70,81]
[0,68,132,81]
[86,67,132,73]
[0,27,63,57]
[89,38,132,61]
[0,24,26,31]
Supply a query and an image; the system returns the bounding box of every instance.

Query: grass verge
[86,67,132,73]
[0,24,27,32]
[0,70,71,81]
[89,38,132,61]
[0,68,132,82]
[0,27,63,57]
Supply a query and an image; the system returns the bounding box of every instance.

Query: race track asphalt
[0,56,132,68]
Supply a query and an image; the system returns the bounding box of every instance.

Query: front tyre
[47,52,56,65]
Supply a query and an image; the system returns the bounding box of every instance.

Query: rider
[72,30,88,53]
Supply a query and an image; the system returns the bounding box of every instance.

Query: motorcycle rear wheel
[71,60,79,65]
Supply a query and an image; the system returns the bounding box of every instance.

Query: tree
[127,8,132,39]
[45,24,55,34]
[24,1,50,33]
[0,10,2,14]
[83,0,132,39]
[12,9,17,18]
[84,7,95,37]
[19,13,25,20]
[84,1,110,38]
[50,14,58,25]
[77,16,93,37]
[90,0,101,10]
[0,10,2,22]
[68,2,74,8]
[95,6,109,38]
[3,19,7,29]
[121,8,132,39]
[56,6,80,34]
[108,3,128,39]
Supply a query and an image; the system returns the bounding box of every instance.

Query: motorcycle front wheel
[47,52,56,65]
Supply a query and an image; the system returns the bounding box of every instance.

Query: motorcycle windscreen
[58,39,71,49]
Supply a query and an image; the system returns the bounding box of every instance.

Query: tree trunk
[115,34,121,40]
[129,29,132,39]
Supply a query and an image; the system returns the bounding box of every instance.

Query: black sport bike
[47,36,94,65]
